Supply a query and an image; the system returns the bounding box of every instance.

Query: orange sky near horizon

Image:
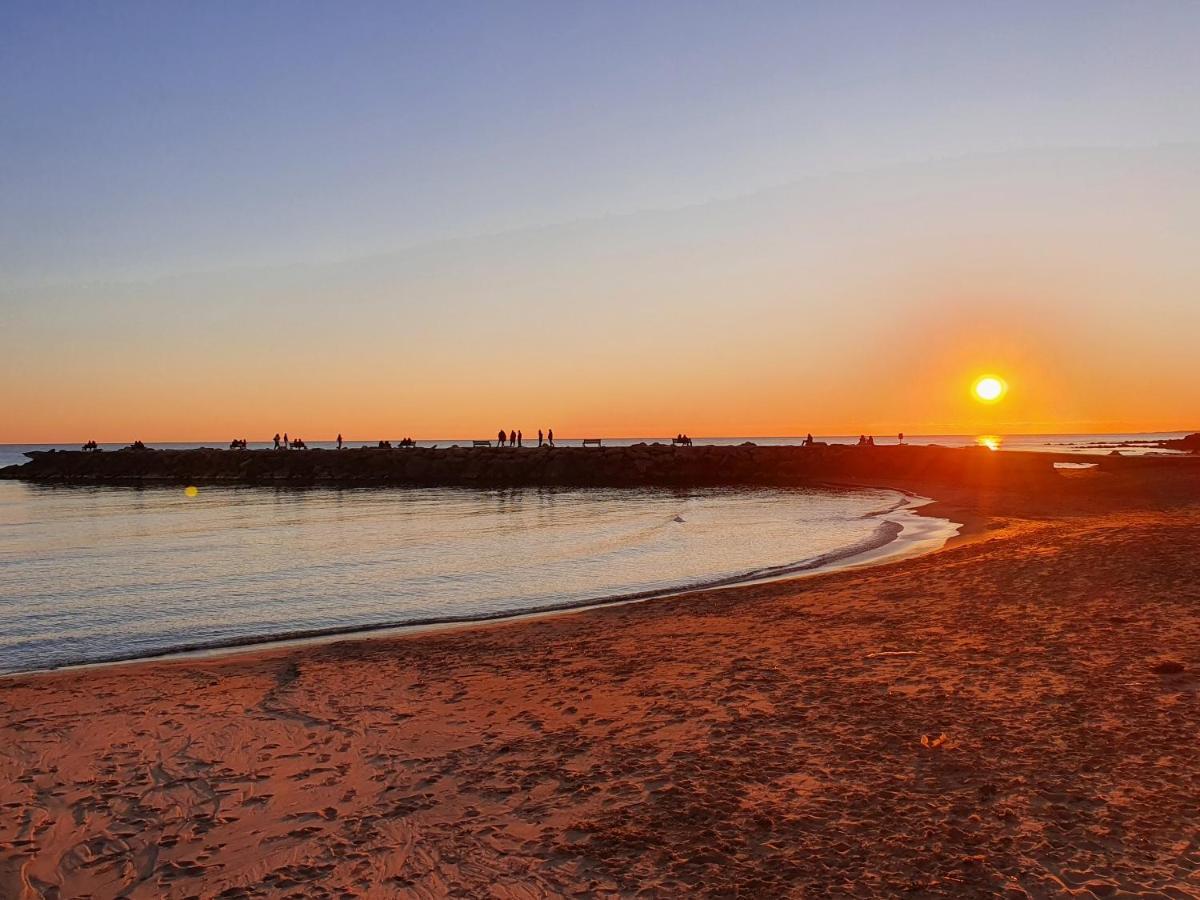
[5,337,1194,444]
[3,329,1196,445]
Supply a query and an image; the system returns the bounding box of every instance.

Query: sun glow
[973,376,1007,403]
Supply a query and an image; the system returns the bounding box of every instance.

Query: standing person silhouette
[517,430,523,448]
[497,428,505,448]
[538,429,544,447]
[898,432,904,445]
[336,433,343,450]
[273,433,280,450]
[283,432,290,450]
[548,428,554,446]
[509,429,517,447]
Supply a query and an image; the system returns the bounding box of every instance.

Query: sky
[2,1,1198,440]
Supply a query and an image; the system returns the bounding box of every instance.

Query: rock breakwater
[2,443,1079,490]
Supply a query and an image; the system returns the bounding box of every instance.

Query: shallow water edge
[6,493,959,678]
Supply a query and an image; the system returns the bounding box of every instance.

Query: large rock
[1158,432,1200,453]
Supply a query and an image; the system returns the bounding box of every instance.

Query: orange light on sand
[973,376,1007,403]
[184,486,199,498]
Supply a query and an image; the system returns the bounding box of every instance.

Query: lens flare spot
[184,486,199,498]
[973,375,1006,403]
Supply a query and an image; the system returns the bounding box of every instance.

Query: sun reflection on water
[976,435,1002,451]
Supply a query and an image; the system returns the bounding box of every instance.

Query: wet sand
[2,458,1199,897]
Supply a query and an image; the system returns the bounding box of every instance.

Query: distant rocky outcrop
[1158,432,1200,453]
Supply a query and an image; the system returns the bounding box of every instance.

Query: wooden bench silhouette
[582,438,603,447]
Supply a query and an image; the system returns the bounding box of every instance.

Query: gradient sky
[2,1,1198,440]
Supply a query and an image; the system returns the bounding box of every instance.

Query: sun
[973,375,1007,403]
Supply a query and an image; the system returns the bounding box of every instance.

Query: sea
[0,432,1187,675]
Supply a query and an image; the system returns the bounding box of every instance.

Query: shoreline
[2,489,961,679]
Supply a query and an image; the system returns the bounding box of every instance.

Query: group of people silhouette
[81,429,920,458]
[108,429,914,454]
[496,428,554,448]
[272,433,308,450]
[82,440,146,451]
[854,433,903,446]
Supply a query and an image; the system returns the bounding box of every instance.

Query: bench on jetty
[671,437,693,446]
[472,440,491,448]
[582,438,603,447]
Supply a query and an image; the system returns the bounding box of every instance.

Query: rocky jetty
[0,443,1102,490]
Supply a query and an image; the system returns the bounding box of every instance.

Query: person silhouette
[548,428,554,446]
[517,429,523,448]
[509,429,516,447]
[898,432,904,445]
[283,432,290,450]
[336,433,343,450]
[273,433,281,450]
[497,428,505,448]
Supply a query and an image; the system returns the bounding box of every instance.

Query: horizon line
[2,428,1193,447]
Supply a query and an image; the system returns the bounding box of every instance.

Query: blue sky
[3,1,1198,284]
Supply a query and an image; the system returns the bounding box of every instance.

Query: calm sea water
[1,431,1183,674]
[0,481,950,674]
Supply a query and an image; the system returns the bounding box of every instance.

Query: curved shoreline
[5,491,960,677]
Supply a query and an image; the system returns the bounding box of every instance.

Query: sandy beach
[2,457,1199,898]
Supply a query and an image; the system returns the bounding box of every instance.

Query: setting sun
[973,376,1007,403]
